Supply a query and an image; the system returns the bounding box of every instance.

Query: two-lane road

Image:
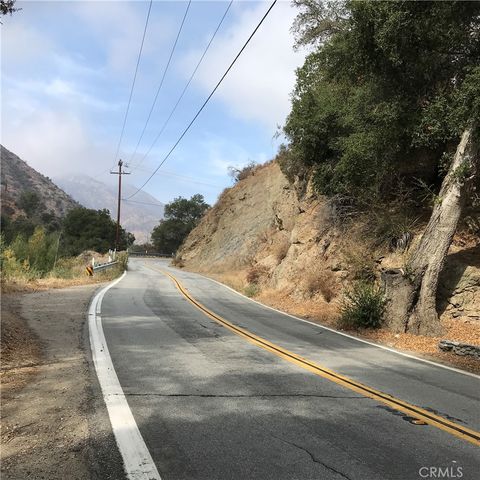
[96,258,480,479]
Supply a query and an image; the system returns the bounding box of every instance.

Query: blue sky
[1,0,306,204]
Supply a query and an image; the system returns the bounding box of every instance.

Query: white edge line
[162,262,480,380]
[88,271,162,480]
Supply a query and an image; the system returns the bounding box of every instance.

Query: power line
[129,0,234,171]
[122,199,164,207]
[126,164,223,188]
[111,0,153,170]
[125,0,278,200]
[128,0,192,165]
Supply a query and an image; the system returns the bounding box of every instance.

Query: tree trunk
[383,126,479,336]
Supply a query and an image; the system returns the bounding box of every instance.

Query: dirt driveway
[1,284,126,480]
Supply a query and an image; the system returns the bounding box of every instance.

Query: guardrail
[128,252,173,258]
[93,261,119,272]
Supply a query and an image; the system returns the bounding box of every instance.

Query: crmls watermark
[418,461,463,478]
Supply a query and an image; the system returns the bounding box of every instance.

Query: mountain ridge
[56,174,164,243]
[1,145,79,231]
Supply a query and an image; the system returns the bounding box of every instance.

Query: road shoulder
[1,284,126,480]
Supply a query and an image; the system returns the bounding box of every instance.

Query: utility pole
[110,159,130,251]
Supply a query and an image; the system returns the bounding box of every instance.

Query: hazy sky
[1,0,306,204]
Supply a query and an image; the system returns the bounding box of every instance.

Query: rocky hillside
[178,161,479,333]
[56,175,164,244]
[1,145,79,225]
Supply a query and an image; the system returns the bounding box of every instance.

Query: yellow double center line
[151,265,480,447]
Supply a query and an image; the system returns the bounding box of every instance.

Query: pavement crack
[288,441,352,480]
[122,393,363,399]
[263,430,352,480]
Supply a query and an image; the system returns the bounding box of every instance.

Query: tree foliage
[19,191,40,216]
[0,0,18,16]
[284,0,480,203]
[61,207,134,256]
[2,226,59,276]
[151,194,209,254]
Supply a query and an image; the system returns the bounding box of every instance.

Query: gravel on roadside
[1,284,127,480]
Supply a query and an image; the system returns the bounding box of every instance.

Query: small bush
[228,161,257,183]
[117,251,129,271]
[304,270,336,302]
[340,282,385,329]
[244,283,259,297]
[50,257,80,279]
[343,245,377,282]
[172,256,185,268]
[273,237,290,263]
[246,265,269,284]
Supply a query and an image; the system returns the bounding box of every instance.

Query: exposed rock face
[178,161,479,321]
[438,247,480,323]
[180,162,347,302]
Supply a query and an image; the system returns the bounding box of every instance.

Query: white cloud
[201,134,269,177]
[72,0,173,76]
[1,108,113,179]
[0,19,54,67]
[181,0,305,132]
[4,77,120,111]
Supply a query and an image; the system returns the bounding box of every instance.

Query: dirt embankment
[1,285,126,480]
[177,161,480,373]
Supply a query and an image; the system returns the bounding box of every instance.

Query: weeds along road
[96,258,480,480]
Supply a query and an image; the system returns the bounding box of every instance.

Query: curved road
[98,258,480,480]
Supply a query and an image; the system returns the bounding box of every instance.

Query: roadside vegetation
[1,206,133,291]
[174,2,479,370]
[340,282,385,330]
[280,0,480,335]
[151,194,209,255]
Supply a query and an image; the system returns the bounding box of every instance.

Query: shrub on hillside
[304,269,336,302]
[228,161,257,183]
[246,264,269,285]
[244,283,259,298]
[340,282,385,329]
[273,237,290,263]
[343,244,377,282]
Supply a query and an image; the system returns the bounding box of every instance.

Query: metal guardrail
[93,261,119,272]
[128,252,173,258]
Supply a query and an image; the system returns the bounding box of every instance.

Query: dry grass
[303,269,336,302]
[1,262,125,293]
[172,256,185,268]
[206,270,248,293]
[341,240,377,281]
[246,264,270,284]
[273,236,290,264]
[257,287,339,325]
[352,318,480,374]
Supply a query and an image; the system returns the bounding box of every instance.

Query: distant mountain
[1,145,79,229]
[56,174,164,243]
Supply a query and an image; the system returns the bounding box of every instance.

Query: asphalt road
[100,258,480,480]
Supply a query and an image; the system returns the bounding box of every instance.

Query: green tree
[61,207,134,256]
[9,227,58,275]
[19,191,40,217]
[1,215,36,244]
[286,0,480,335]
[285,0,480,201]
[151,194,209,254]
[1,0,19,16]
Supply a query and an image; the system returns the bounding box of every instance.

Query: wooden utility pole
[110,159,130,251]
